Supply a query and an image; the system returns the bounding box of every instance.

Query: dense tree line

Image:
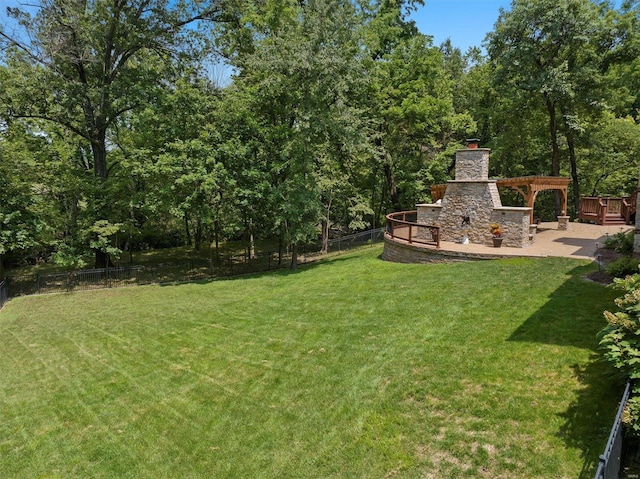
[1,0,639,270]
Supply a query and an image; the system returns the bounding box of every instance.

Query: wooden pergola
[431,176,571,224]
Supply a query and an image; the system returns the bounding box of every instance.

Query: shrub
[606,257,640,278]
[604,231,635,255]
[598,274,640,433]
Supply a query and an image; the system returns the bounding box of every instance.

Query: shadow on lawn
[158,252,360,287]
[558,359,625,479]
[507,262,623,479]
[507,263,612,349]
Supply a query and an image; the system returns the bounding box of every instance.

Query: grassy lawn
[0,245,623,478]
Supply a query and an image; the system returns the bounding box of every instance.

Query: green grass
[0,246,623,478]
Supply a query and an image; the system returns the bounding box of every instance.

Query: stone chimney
[454,148,490,181]
[432,146,502,244]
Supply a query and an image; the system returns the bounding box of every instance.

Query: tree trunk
[290,243,298,271]
[86,105,108,179]
[321,219,329,254]
[95,249,114,269]
[249,232,255,259]
[376,173,387,228]
[560,105,580,216]
[383,162,402,212]
[369,166,378,231]
[91,137,108,179]
[184,213,191,247]
[248,219,256,259]
[321,193,333,255]
[566,131,580,216]
[194,217,203,251]
[214,220,220,262]
[544,96,562,216]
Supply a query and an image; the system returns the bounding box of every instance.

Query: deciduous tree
[0,0,221,266]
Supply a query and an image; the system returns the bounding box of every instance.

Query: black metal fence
[595,381,631,479]
[2,229,384,300]
[327,228,384,251]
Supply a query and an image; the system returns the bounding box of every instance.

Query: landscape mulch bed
[586,247,624,284]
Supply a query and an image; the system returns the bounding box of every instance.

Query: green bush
[598,274,640,433]
[606,257,640,278]
[604,231,635,255]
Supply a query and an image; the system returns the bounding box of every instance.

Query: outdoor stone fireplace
[416,145,532,248]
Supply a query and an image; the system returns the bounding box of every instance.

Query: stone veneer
[381,236,525,263]
[454,148,491,181]
[416,147,532,248]
[490,208,532,247]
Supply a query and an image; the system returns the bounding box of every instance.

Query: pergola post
[496,176,570,228]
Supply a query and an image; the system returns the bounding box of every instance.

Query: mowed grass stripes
[0,246,622,478]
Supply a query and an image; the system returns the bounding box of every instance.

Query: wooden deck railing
[385,211,440,248]
[579,192,637,225]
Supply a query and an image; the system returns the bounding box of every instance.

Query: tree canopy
[0,0,638,270]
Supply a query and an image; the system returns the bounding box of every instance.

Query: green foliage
[580,115,640,196]
[0,0,219,267]
[0,123,60,260]
[606,257,640,279]
[599,274,640,432]
[368,32,474,210]
[623,394,640,435]
[85,220,124,262]
[224,0,376,265]
[49,243,89,269]
[602,231,638,280]
[1,0,639,273]
[486,0,639,215]
[604,230,636,255]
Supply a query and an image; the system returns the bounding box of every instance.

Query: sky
[410,0,511,52]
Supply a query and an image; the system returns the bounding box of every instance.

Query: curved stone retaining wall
[381,235,507,264]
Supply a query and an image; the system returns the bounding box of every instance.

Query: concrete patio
[382,221,634,263]
[433,222,633,260]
